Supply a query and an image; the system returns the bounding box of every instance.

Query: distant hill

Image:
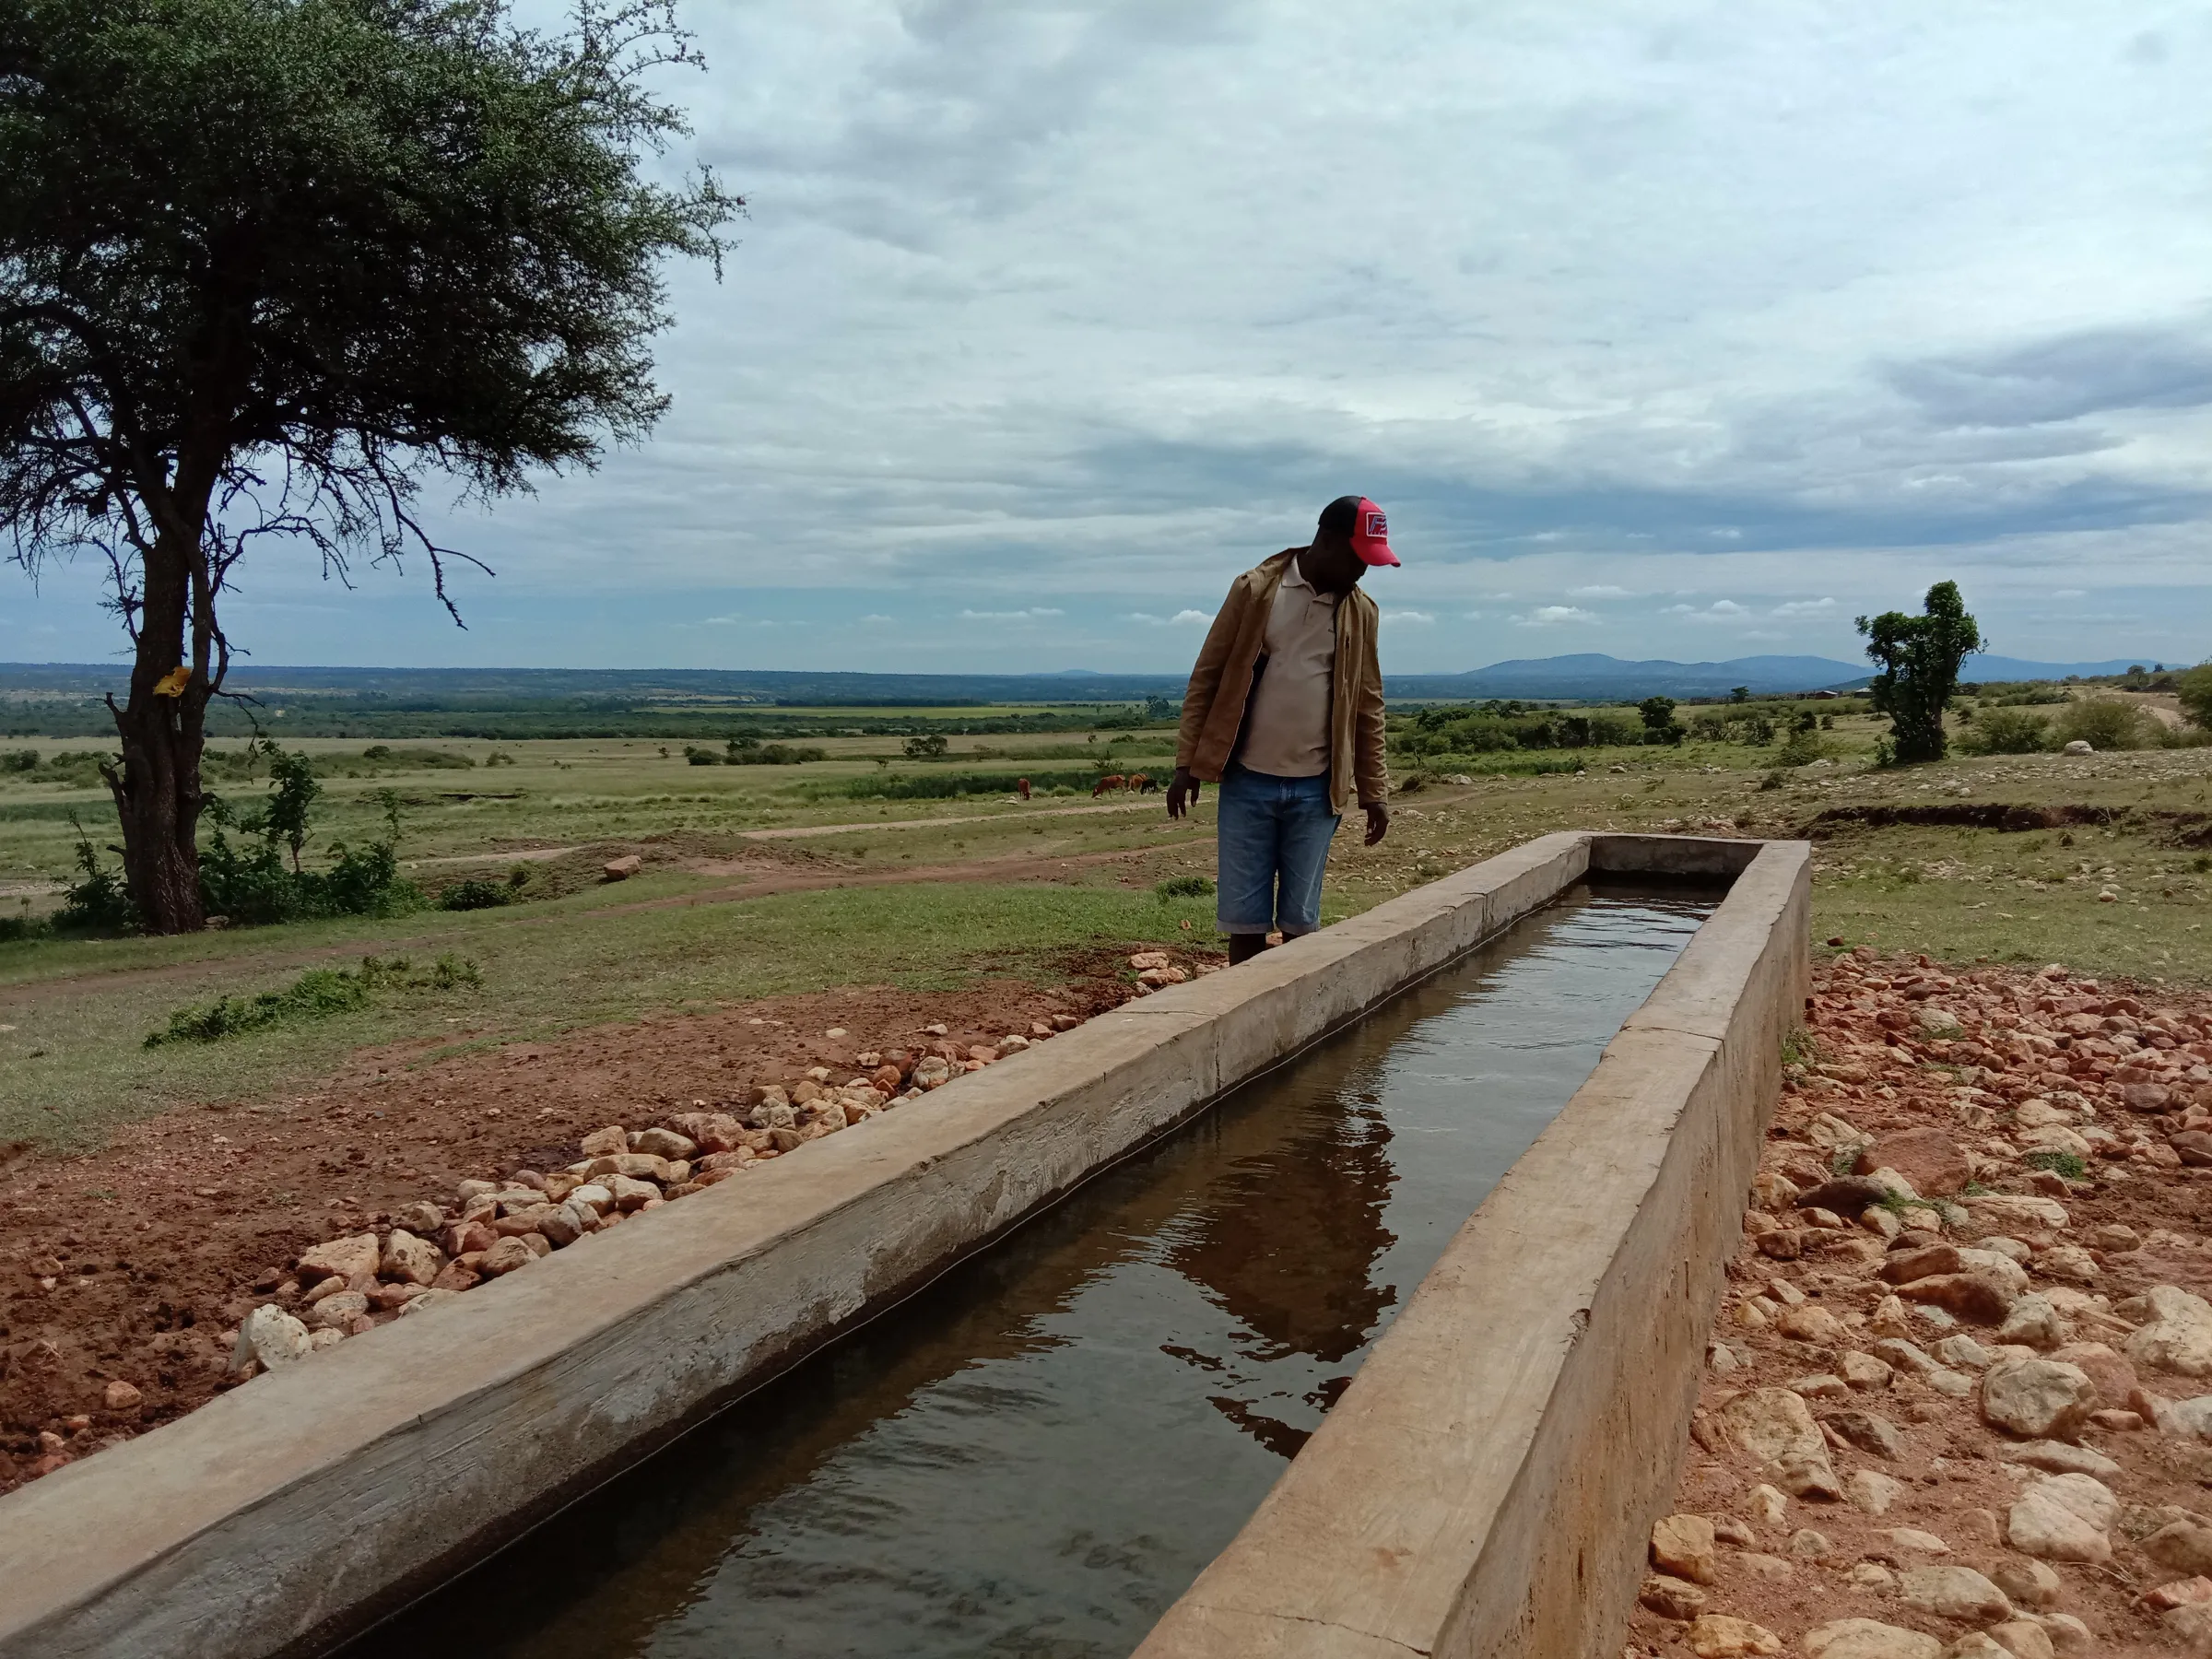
[1965,655,2163,683]
[0,651,2173,728]
[1383,654,1871,700]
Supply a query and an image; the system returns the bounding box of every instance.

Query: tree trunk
[104,510,215,935]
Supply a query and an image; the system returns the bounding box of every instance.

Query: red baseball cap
[1351,497,1398,566]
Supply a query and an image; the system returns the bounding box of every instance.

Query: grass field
[6,686,2210,1156]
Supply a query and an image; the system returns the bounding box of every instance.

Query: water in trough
[354,879,1717,1658]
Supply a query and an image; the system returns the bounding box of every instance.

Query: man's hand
[1363,802,1390,846]
[1166,767,1202,819]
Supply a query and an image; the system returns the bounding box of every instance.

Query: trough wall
[1134,838,1809,1659]
[0,833,1798,1659]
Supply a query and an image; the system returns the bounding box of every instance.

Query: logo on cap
[1364,510,1387,538]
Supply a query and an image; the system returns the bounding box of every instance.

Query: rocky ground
[0,946,1216,1494]
[1631,948,2212,1659]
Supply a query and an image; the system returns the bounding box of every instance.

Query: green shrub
[437,877,513,911]
[2022,1148,2086,1182]
[1,748,37,772]
[197,750,419,924]
[145,952,479,1046]
[1155,874,1215,900]
[683,745,721,765]
[1959,708,2049,755]
[2053,699,2156,751]
[53,818,135,932]
[838,768,1111,801]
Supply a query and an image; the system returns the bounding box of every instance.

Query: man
[1166,495,1394,963]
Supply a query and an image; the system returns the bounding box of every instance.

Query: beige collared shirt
[1233,553,1339,777]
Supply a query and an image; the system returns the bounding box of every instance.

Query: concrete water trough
[0,831,1807,1659]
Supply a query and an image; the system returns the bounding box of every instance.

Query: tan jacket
[1174,548,1388,815]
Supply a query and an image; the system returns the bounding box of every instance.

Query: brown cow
[1092,774,1125,797]
[1128,772,1156,794]
[1017,778,1031,800]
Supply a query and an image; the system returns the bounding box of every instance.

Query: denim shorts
[1216,763,1340,935]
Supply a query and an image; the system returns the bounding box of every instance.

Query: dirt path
[736,796,1169,840]
[1630,953,2212,1658]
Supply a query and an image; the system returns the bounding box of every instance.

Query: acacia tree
[1856,581,1983,764]
[0,0,736,931]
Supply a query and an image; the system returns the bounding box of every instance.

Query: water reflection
[348,883,1713,1659]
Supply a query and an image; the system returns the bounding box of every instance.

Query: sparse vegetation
[145,953,480,1047]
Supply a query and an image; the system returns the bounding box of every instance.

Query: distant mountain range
[1379,652,2159,700]
[0,653,2167,710]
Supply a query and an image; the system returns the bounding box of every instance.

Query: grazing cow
[1093,774,1125,797]
[1129,772,1156,794]
[1017,777,1031,800]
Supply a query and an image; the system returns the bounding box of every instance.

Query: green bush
[2,748,37,771]
[839,768,1112,801]
[1155,874,1215,900]
[54,818,135,932]
[2053,699,2157,752]
[437,877,514,911]
[1959,708,2049,755]
[196,749,419,924]
[146,952,479,1046]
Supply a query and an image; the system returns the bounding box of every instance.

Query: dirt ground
[1630,952,2212,1659]
[0,943,1204,1495]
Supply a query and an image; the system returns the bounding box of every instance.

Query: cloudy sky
[7,0,2211,675]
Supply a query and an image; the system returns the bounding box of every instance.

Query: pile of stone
[226,1015,1089,1379]
[1630,951,2212,1659]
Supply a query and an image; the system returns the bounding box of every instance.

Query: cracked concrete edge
[1135,841,1809,1659]
[0,834,1653,1659]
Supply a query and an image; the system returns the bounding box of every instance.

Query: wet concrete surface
[348,881,1715,1659]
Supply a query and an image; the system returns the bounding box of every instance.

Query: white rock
[1996,1294,2069,1351]
[1980,1357,2097,1441]
[2153,1396,2212,1441]
[1747,1482,1789,1525]
[307,1291,369,1331]
[2165,1605,2212,1659]
[1848,1470,1907,1514]
[2029,1471,2117,1530]
[1994,1441,2120,1478]
[1888,1527,1950,1554]
[1958,1250,2032,1298]
[1718,1387,1840,1498]
[2040,1614,2091,1656]
[2125,1286,2212,1378]
[2006,1487,2111,1562]
[230,1304,312,1373]
[1803,1618,1944,1659]
[1970,1194,2070,1231]
[1900,1564,2011,1623]
[1935,1335,1994,1371]
[395,1288,462,1316]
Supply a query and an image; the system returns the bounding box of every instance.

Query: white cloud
[1517,606,1597,627]
[1129,609,1214,626]
[1772,596,1839,616]
[1384,609,1436,624]
[860,613,893,622]
[2052,588,2086,599]
[958,606,1065,620]
[11,3,2209,671]
[1709,600,1747,616]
